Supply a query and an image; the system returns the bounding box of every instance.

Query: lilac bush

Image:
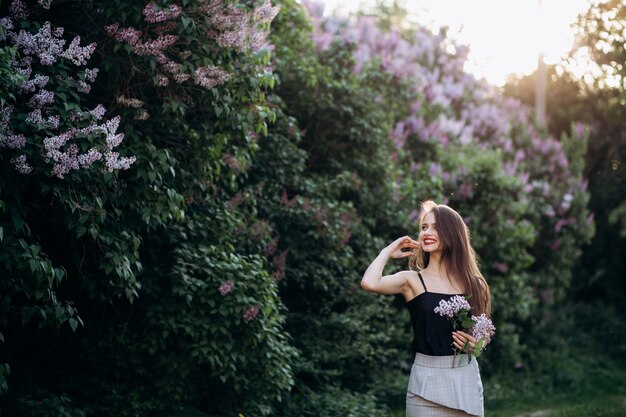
[302,1,593,367]
[1,0,293,414]
[0,0,135,179]
[104,0,279,92]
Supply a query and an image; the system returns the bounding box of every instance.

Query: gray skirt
[406,353,484,417]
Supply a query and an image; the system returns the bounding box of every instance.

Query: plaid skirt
[406,353,484,417]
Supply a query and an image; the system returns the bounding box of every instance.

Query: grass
[488,393,626,417]
[484,359,626,417]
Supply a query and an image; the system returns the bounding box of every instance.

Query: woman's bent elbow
[360,280,375,292]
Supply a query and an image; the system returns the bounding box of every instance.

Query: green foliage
[1,0,293,415]
[0,46,24,107]
[505,0,626,307]
[277,385,391,417]
[484,301,626,417]
[0,0,599,416]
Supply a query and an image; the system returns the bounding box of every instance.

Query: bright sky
[317,0,592,86]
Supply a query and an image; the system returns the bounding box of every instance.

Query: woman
[361,200,491,417]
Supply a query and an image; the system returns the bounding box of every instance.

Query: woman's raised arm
[361,236,420,295]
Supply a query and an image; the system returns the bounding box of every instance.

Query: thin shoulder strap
[417,272,428,292]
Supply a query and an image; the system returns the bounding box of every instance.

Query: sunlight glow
[316,0,592,86]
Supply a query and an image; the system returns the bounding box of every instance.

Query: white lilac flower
[89,104,106,120]
[84,68,99,82]
[62,36,96,66]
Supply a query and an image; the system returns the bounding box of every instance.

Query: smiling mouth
[423,239,437,245]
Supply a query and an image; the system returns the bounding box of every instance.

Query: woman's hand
[386,235,420,259]
[452,330,478,352]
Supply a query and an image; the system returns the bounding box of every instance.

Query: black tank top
[406,272,464,356]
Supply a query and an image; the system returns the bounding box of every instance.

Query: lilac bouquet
[434,295,495,364]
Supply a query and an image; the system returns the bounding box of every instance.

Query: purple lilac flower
[25,109,59,129]
[11,155,33,174]
[469,314,495,343]
[0,17,15,35]
[43,131,73,155]
[20,74,49,92]
[76,80,91,93]
[3,133,27,149]
[116,95,144,108]
[134,111,150,120]
[254,0,281,23]
[227,191,245,209]
[243,305,260,322]
[103,151,136,172]
[51,145,81,178]
[156,75,170,86]
[218,281,233,296]
[172,73,190,83]
[264,236,279,257]
[193,65,230,89]
[0,105,13,131]
[434,295,471,318]
[12,22,66,66]
[143,3,182,23]
[10,0,28,19]
[105,25,142,46]
[221,153,241,170]
[38,0,53,9]
[132,35,179,56]
[77,148,102,167]
[492,262,509,274]
[28,89,55,107]
[216,29,250,52]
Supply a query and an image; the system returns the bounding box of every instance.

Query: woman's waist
[413,352,473,368]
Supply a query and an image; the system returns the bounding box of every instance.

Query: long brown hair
[409,200,491,317]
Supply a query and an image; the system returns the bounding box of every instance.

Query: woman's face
[419,211,441,252]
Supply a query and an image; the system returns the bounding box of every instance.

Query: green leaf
[461,317,475,329]
[11,210,24,233]
[69,318,78,332]
[181,15,191,29]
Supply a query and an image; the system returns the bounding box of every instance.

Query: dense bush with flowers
[505,0,626,306]
[0,0,594,415]
[1,0,294,415]
[297,0,592,369]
